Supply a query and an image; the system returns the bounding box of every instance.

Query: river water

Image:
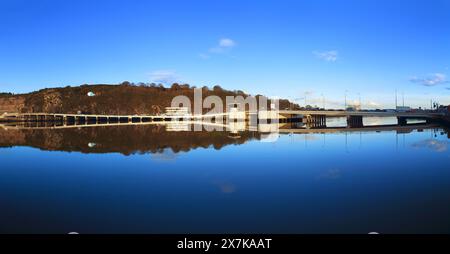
[0,119,449,233]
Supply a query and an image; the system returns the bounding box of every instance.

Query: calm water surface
[0,120,449,234]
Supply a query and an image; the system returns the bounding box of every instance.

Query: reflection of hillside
[0,125,260,155]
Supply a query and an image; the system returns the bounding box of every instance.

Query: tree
[180,84,190,89]
[213,85,223,92]
[170,83,181,90]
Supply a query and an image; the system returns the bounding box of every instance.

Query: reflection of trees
[0,125,260,156]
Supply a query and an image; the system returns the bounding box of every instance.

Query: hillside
[0,83,294,115]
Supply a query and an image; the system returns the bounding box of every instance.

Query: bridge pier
[347,115,363,128]
[303,115,327,128]
[397,117,407,126]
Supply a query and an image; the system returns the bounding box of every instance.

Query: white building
[396,106,411,112]
[165,107,190,116]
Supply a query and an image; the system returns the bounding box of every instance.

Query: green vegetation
[0,92,13,97]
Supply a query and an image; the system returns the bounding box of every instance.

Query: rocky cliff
[0,95,26,114]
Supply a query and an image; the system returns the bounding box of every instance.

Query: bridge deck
[278,110,443,118]
[0,112,230,120]
[0,110,444,122]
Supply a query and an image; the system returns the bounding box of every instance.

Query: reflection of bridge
[0,120,441,137]
[278,123,440,134]
[0,121,241,132]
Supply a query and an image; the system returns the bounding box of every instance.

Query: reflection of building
[258,123,280,133]
[228,120,246,133]
[227,103,246,121]
[166,122,190,132]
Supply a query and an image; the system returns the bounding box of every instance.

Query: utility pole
[395,89,398,109]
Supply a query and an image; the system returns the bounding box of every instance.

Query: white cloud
[199,53,210,60]
[313,50,338,62]
[409,73,448,86]
[201,38,237,58]
[219,38,236,48]
[148,70,180,84]
[367,101,381,108]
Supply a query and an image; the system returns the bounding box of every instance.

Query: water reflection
[412,139,449,152]
[0,123,261,155]
[1,122,447,155]
[1,120,450,234]
[317,168,342,180]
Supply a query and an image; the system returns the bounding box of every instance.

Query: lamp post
[358,92,361,111]
[344,90,348,110]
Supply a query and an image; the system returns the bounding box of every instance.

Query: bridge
[0,110,445,129]
[0,112,231,123]
[277,110,444,127]
[278,110,442,118]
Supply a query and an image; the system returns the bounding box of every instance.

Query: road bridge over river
[0,110,445,128]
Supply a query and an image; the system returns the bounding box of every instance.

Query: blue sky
[0,0,449,109]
